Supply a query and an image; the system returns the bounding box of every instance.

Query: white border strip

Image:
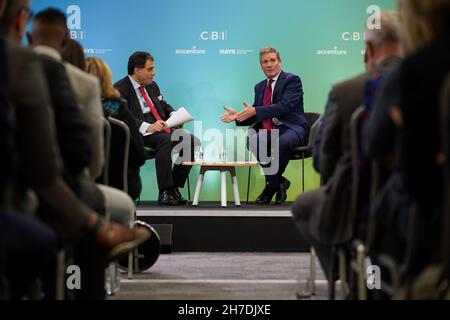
[137,210,293,217]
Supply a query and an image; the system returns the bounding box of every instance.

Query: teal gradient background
[32,0,395,201]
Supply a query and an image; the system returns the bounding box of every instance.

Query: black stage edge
[136,202,309,253]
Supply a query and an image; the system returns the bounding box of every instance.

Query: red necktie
[138,86,170,133]
[262,79,275,131]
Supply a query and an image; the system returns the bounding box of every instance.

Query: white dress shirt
[128,75,154,135]
[266,71,283,126]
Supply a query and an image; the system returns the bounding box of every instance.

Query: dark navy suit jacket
[237,70,308,143]
[114,76,175,129]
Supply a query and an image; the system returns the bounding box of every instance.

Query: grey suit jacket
[319,56,402,183]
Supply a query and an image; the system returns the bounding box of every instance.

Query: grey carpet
[108,252,337,300]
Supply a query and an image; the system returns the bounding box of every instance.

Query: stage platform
[136,202,308,253]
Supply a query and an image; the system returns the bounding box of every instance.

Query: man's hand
[148,120,168,133]
[235,102,256,122]
[220,106,238,123]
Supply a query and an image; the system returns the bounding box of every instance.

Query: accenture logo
[175,46,207,55]
[316,5,382,57]
[316,47,347,56]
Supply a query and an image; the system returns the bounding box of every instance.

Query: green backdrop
[32,0,396,201]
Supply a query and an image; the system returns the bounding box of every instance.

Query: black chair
[291,112,322,193]
[105,117,130,193]
[245,112,322,203]
[101,117,111,186]
[320,106,381,300]
[441,73,450,287]
[0,213,9,300]
[106,118,161,281]
[336,106,369,300]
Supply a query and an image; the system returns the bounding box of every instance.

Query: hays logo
[219,49,254,55]
[200,31,228,41]
[66,5,86,40]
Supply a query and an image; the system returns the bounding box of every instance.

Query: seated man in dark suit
[114,52,199,205]
[221,46,308,204]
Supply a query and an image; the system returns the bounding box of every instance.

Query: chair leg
[187,176,191,202]
[296,247,316,299]
[328,247,336,300]
[55,249,65,300]
[338,248,349,299]
[246,166,251,204]
[107,262,117,295]
[127,251,133,279]
[133,247,140,273]
[310,247,316,295]
[302,153,305,193]
[356,244,367,300]
[128,212,136,279]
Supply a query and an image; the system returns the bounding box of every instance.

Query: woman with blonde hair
[398,0,450,53]
[86,57,146,201]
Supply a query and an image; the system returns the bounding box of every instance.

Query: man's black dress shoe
[275,177,291,204]
[158,190,180,206]
[255,184,278,205]
[172,188,188,205]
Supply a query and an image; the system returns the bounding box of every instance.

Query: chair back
[291,112,322,160]
[101,117,111,185]
[304,112,322,149]
[440,73,450,280]
[349,106,366,224]
[108,117,130,193]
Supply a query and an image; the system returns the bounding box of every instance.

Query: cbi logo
[341,5,381,41]
[200,31,228,41]
[66,5,86,40]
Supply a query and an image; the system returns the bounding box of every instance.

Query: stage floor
[137,202,293,217]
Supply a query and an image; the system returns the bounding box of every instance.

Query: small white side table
[182,162,257,207]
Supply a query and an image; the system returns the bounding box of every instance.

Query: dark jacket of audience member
[319,56,402,184]
[37,54,92,180]
[103,98,146,200]
[399,28,450,211]
[5,38,92,239]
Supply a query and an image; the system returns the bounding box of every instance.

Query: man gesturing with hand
[221,46,308,205]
